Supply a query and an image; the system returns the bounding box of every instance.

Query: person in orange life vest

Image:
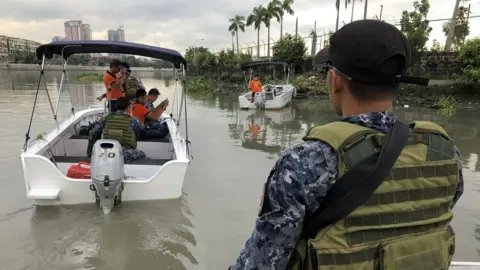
[102,59,126,112]
[131,89,169,140]
[248,74,263,103]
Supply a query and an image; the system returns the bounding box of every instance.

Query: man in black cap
[229,20,464,270]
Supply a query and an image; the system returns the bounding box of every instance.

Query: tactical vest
[290,121,458,270]
[125,76,140,100]
[102,113,137,149]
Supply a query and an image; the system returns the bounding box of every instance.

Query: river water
[0,68,479,270]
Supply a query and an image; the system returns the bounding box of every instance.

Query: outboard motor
[254,92,265,110]
[90,139,125,214]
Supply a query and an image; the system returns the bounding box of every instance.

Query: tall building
[52,36,65,42]
[107,26,125,42]
[82,24,92,40]
[64,20,92,41]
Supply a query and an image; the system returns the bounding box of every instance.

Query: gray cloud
[1,0,479,56]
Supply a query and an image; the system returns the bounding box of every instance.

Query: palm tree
[264,1,282,58]
[228,15,246,54]
[277,0,294,40]
[231,31,235,52]
[347,0,363,22]
[247,5,266,58]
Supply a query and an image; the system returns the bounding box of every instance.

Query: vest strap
[301,120,410,239]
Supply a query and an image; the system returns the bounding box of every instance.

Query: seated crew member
[87,97,146,163]
[142,88,166,129]
[248,73,262,103]
[131,89,169,140]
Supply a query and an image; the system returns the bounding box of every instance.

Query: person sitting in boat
[131,89,169,140]
[102,59,125,112]
[144,88,160,111]
[248,73,263,103]
[87,97,146,163]
[96,62,145,102]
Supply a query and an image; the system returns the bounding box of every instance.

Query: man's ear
[331,70,343,95]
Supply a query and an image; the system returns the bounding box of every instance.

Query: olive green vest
[102,113,137,149]
[291,121,458,270]
[125,76,140,98]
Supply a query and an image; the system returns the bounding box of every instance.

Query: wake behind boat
[238,61,296,110]
[20,40,191,214]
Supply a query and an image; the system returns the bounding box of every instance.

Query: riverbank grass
[73,73,103,82]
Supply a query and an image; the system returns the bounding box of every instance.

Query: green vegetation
[186,77,214,93]
[73,72,103,82]
[458,37,480,85]
[434,95,456,116]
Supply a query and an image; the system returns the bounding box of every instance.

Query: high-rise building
[52,36,65,42]
[107,26,125,42]
[64,20,92,41]
[82,24,92,40]
[64,20,82,40]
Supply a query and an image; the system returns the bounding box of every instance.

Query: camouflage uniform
[88,110,147,163]
[143,101,169,138]
[229,111,464,270]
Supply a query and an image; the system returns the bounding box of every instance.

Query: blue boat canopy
[36,40,187,68]
[242,61,288,70]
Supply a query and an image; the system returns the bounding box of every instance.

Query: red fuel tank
[67,162,91,179]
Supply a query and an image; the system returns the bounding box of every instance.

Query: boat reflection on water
[228,107,300,155]
[27,196,197,270]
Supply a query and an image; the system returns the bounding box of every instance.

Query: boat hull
[20,107,189,206]
[238,84,295,110]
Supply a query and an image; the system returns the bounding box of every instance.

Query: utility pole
[444,0,462,51]
[351,0,356,22]
[295,17,299,37]
[335,5,340,30]
[363,0,368,20]
[379,5,383,20]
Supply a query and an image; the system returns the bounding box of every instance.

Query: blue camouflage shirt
[229,111,464,270]
[88,110,146,163]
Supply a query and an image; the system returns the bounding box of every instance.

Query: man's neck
[342,100,393,116]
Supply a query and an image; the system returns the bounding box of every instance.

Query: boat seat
[70,134,170,143]
[52,156,171,166]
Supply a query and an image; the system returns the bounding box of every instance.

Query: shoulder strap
[301,120,410,239]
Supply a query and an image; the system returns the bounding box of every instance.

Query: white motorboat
[238,61,296,110]
[20,40,191,213]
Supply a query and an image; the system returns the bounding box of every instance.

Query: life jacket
[101,113,137,149]
[125,76,140,100]
[287,121,458,270]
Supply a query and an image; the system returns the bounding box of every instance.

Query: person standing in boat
[131,89,169,140]
[229,20,464,270]
[248,73,262,103]
[103,59,125,112]
[121,62,146,101]
[96,62,145,102]
[87,97,146,163]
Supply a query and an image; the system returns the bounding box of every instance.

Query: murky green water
[0,67,478,269]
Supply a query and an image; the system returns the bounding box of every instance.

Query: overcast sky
[1,0,479,54]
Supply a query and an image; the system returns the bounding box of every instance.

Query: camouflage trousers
[123,148,146,163]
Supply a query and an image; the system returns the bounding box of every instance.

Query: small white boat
[238,61,296,110]
[20,40,191,213]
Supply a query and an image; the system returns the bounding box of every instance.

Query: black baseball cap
[315,20,429,86]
